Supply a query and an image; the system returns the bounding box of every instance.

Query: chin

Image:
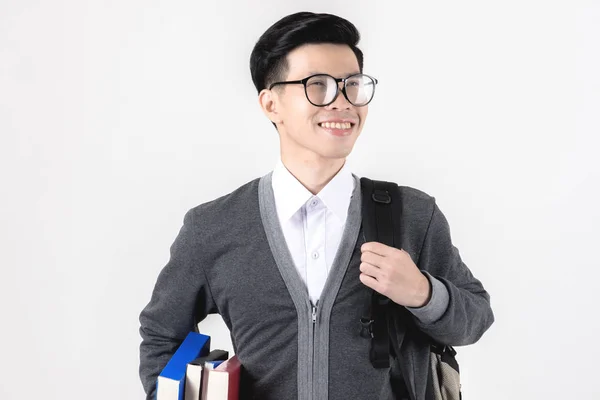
[315,148,354,160]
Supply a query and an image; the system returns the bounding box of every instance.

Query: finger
[359,272,381,292]
[359,262,381,280]
[361,241,393,257]
[360,251,383,268]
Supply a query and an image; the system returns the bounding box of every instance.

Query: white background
[1,1,598,399]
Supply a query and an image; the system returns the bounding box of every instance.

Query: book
[184,350,229,400]
[201,355,241,400]
[203,360,225,369]
[156,332,211,400]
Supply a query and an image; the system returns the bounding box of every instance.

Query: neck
[280,153,346,195]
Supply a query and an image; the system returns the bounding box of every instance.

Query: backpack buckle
[359,318,374,338]
[372,189,391,204]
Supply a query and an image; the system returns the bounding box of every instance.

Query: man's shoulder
[397,184,435,203]
[396,184,437,222]
[359,176,437,221]
[187,176,262,220]
[358,176,434,203]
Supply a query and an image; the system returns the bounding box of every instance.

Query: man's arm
[410,200,495,346]
[138,208,217,399]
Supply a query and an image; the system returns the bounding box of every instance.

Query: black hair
[250,12,364,95]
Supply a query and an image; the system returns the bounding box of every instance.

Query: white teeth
[320,122,352,129]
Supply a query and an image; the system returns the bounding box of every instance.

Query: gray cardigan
[139,172,494,400]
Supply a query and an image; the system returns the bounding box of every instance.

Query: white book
[184,362,204,400]
[157,376,182,400]
[185,350,229,400]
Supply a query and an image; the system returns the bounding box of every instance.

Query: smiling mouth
[318,122,355,130]
[317,122,356,137]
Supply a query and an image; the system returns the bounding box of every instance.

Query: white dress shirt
[271,158,449,324]
[271,158,355,305]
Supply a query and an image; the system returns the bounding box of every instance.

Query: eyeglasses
[268,73,378,107]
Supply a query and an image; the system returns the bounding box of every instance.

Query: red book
[201,355,241,400]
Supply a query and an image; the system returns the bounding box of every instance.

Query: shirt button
[310,199,318,207]
[311,251,320,260]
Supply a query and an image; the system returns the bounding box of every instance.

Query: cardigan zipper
[310,300,319,400]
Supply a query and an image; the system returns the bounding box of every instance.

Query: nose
[324,82,352,110]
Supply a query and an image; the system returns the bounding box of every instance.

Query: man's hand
[360,242,432,308]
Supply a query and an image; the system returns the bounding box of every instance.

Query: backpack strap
[361,177,456,400]
[359,177,403,369]
[361,177,415,399]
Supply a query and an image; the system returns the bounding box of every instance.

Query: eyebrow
[306,71,361,77]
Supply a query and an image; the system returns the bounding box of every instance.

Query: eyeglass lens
[305,74,375,106]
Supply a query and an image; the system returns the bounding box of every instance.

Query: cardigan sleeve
[406,271,450,324]
[138,208,218,399]
[411,199,495,346]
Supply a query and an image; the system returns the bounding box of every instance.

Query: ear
[258,89,282,125]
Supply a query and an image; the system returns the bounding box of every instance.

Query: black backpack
[360,177,461,400]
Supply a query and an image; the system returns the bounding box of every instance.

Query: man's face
[265,43,370,163]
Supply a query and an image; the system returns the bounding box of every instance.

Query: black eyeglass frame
[268,73,379,107]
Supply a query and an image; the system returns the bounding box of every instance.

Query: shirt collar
[271,158,355,223]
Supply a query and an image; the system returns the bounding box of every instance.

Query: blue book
[156,332,211,400]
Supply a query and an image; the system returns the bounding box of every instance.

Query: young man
[139,12,494,400]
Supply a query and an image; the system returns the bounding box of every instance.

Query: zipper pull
[312,300,319,324]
